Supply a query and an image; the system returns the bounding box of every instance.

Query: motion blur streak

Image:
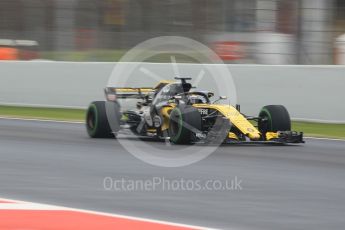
[1,0,344,64]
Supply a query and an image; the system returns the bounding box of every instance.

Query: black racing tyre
[86,101,115,138]
[168,105,201,144]
[258,105,291,133]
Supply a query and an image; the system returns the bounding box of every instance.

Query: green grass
[40,49,207,63]
[41,50,127,62]
[0,105,344,139]
[292,121,345,139]
[0,105,84,121]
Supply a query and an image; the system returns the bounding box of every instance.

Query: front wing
[221,131,305,145]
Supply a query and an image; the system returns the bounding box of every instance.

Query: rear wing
[104,87,155,100]
[104,80,173,101]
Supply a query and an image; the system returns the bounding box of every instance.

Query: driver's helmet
[188,94,206,104]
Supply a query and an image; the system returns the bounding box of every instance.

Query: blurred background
[1,0,345,64]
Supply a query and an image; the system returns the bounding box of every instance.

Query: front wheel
[258,105,291,133]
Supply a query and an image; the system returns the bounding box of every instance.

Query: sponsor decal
[198,108,208,116]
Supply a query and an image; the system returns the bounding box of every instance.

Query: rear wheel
[168,105,201,144]
[258,105,291,133]
[86,101,116,138]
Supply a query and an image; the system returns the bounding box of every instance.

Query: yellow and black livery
[86,77,304,144]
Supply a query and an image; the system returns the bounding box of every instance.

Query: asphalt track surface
[0,118,345,230]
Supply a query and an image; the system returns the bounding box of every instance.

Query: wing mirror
[213,96,228,104]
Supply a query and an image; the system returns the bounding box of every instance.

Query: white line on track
[0,197,220,230]
[1,116,344,142]
[304,136,345,142]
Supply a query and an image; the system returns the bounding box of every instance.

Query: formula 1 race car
[86,77,304,144]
